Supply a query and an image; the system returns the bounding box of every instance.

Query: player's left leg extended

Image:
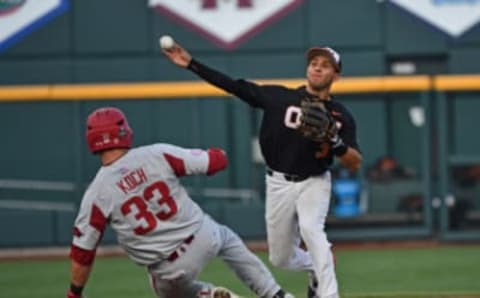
[265,173,315,272]
[296,172,338,298]
[213,217,291,298]
[147,215,238,298]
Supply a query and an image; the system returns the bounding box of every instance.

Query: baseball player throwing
[66,107,294,298]
[162,40,362,298]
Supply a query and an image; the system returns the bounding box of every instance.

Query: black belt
[266,168,309,182]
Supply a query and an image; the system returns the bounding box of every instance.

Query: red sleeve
[207,148,228,175]
[70,244,96,266]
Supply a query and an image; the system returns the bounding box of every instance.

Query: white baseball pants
[148,215,282,298]
[265,170,339,298]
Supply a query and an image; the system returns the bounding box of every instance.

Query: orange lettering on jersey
[117,168,148,194]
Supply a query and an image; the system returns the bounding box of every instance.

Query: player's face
[306,55,339,91]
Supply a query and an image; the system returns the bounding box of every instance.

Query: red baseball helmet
[86,107,133,153]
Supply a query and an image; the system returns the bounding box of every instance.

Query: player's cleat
[211,286,241,298]
[273,289,295,298]
[307,271,318,298]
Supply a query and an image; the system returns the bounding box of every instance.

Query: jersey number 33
[120,180,177,235]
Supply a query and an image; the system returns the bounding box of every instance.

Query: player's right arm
[331,109,362,172]
[67,260,92,298]
[152,144,228,177]
[162,42,270,108]
[67,186,111,297]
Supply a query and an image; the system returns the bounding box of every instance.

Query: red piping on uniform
[89,204,107,233]
[73,227,83,237]
[164,153,187,176]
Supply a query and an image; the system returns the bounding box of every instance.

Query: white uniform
[72,143,282,298]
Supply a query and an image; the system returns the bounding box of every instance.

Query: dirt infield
[1,239,479,261]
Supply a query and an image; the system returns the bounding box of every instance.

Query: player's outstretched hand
[161,39,192,68]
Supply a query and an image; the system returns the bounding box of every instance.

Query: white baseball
[159,35,175,50]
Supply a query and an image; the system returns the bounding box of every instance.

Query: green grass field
[1,246,479,298]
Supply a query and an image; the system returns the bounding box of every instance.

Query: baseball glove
[298,100,337,143]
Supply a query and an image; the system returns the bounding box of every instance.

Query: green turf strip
[0,246,478,297]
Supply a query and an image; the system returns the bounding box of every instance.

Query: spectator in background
[366,156,415,182]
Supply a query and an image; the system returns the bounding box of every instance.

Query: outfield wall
[1,76,480,246]
[1,0,480,246]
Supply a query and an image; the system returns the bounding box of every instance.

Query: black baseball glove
[298,100,337,143]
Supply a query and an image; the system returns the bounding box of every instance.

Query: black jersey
[188,59,360,177]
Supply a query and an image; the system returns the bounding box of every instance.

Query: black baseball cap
[306,47,342,73]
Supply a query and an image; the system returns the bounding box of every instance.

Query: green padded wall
[449,48,480,74]
[0,60,72,84]
[342,97,388,168]
[340,51,385,77]
[229,100,254,189]
[385,2,447,55]
[153,56,229,82]
[73,58,152,83]
[222,201,266,239]
[56,211,76,245]
[452,95,480,156]
[0,209,55,246]
[390,96,423,175]
[0,102,76,180]
[73,0,150,54]
[308,0,382,48]
[230,53,304,79]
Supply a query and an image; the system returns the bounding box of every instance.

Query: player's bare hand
[162,43,192,68]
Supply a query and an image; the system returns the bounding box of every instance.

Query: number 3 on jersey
[121,181,177,235]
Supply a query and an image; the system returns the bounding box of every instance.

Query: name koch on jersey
[116,167,148,194]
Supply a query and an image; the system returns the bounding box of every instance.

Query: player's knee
[269,252,290,268]
[299,221,325,241]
